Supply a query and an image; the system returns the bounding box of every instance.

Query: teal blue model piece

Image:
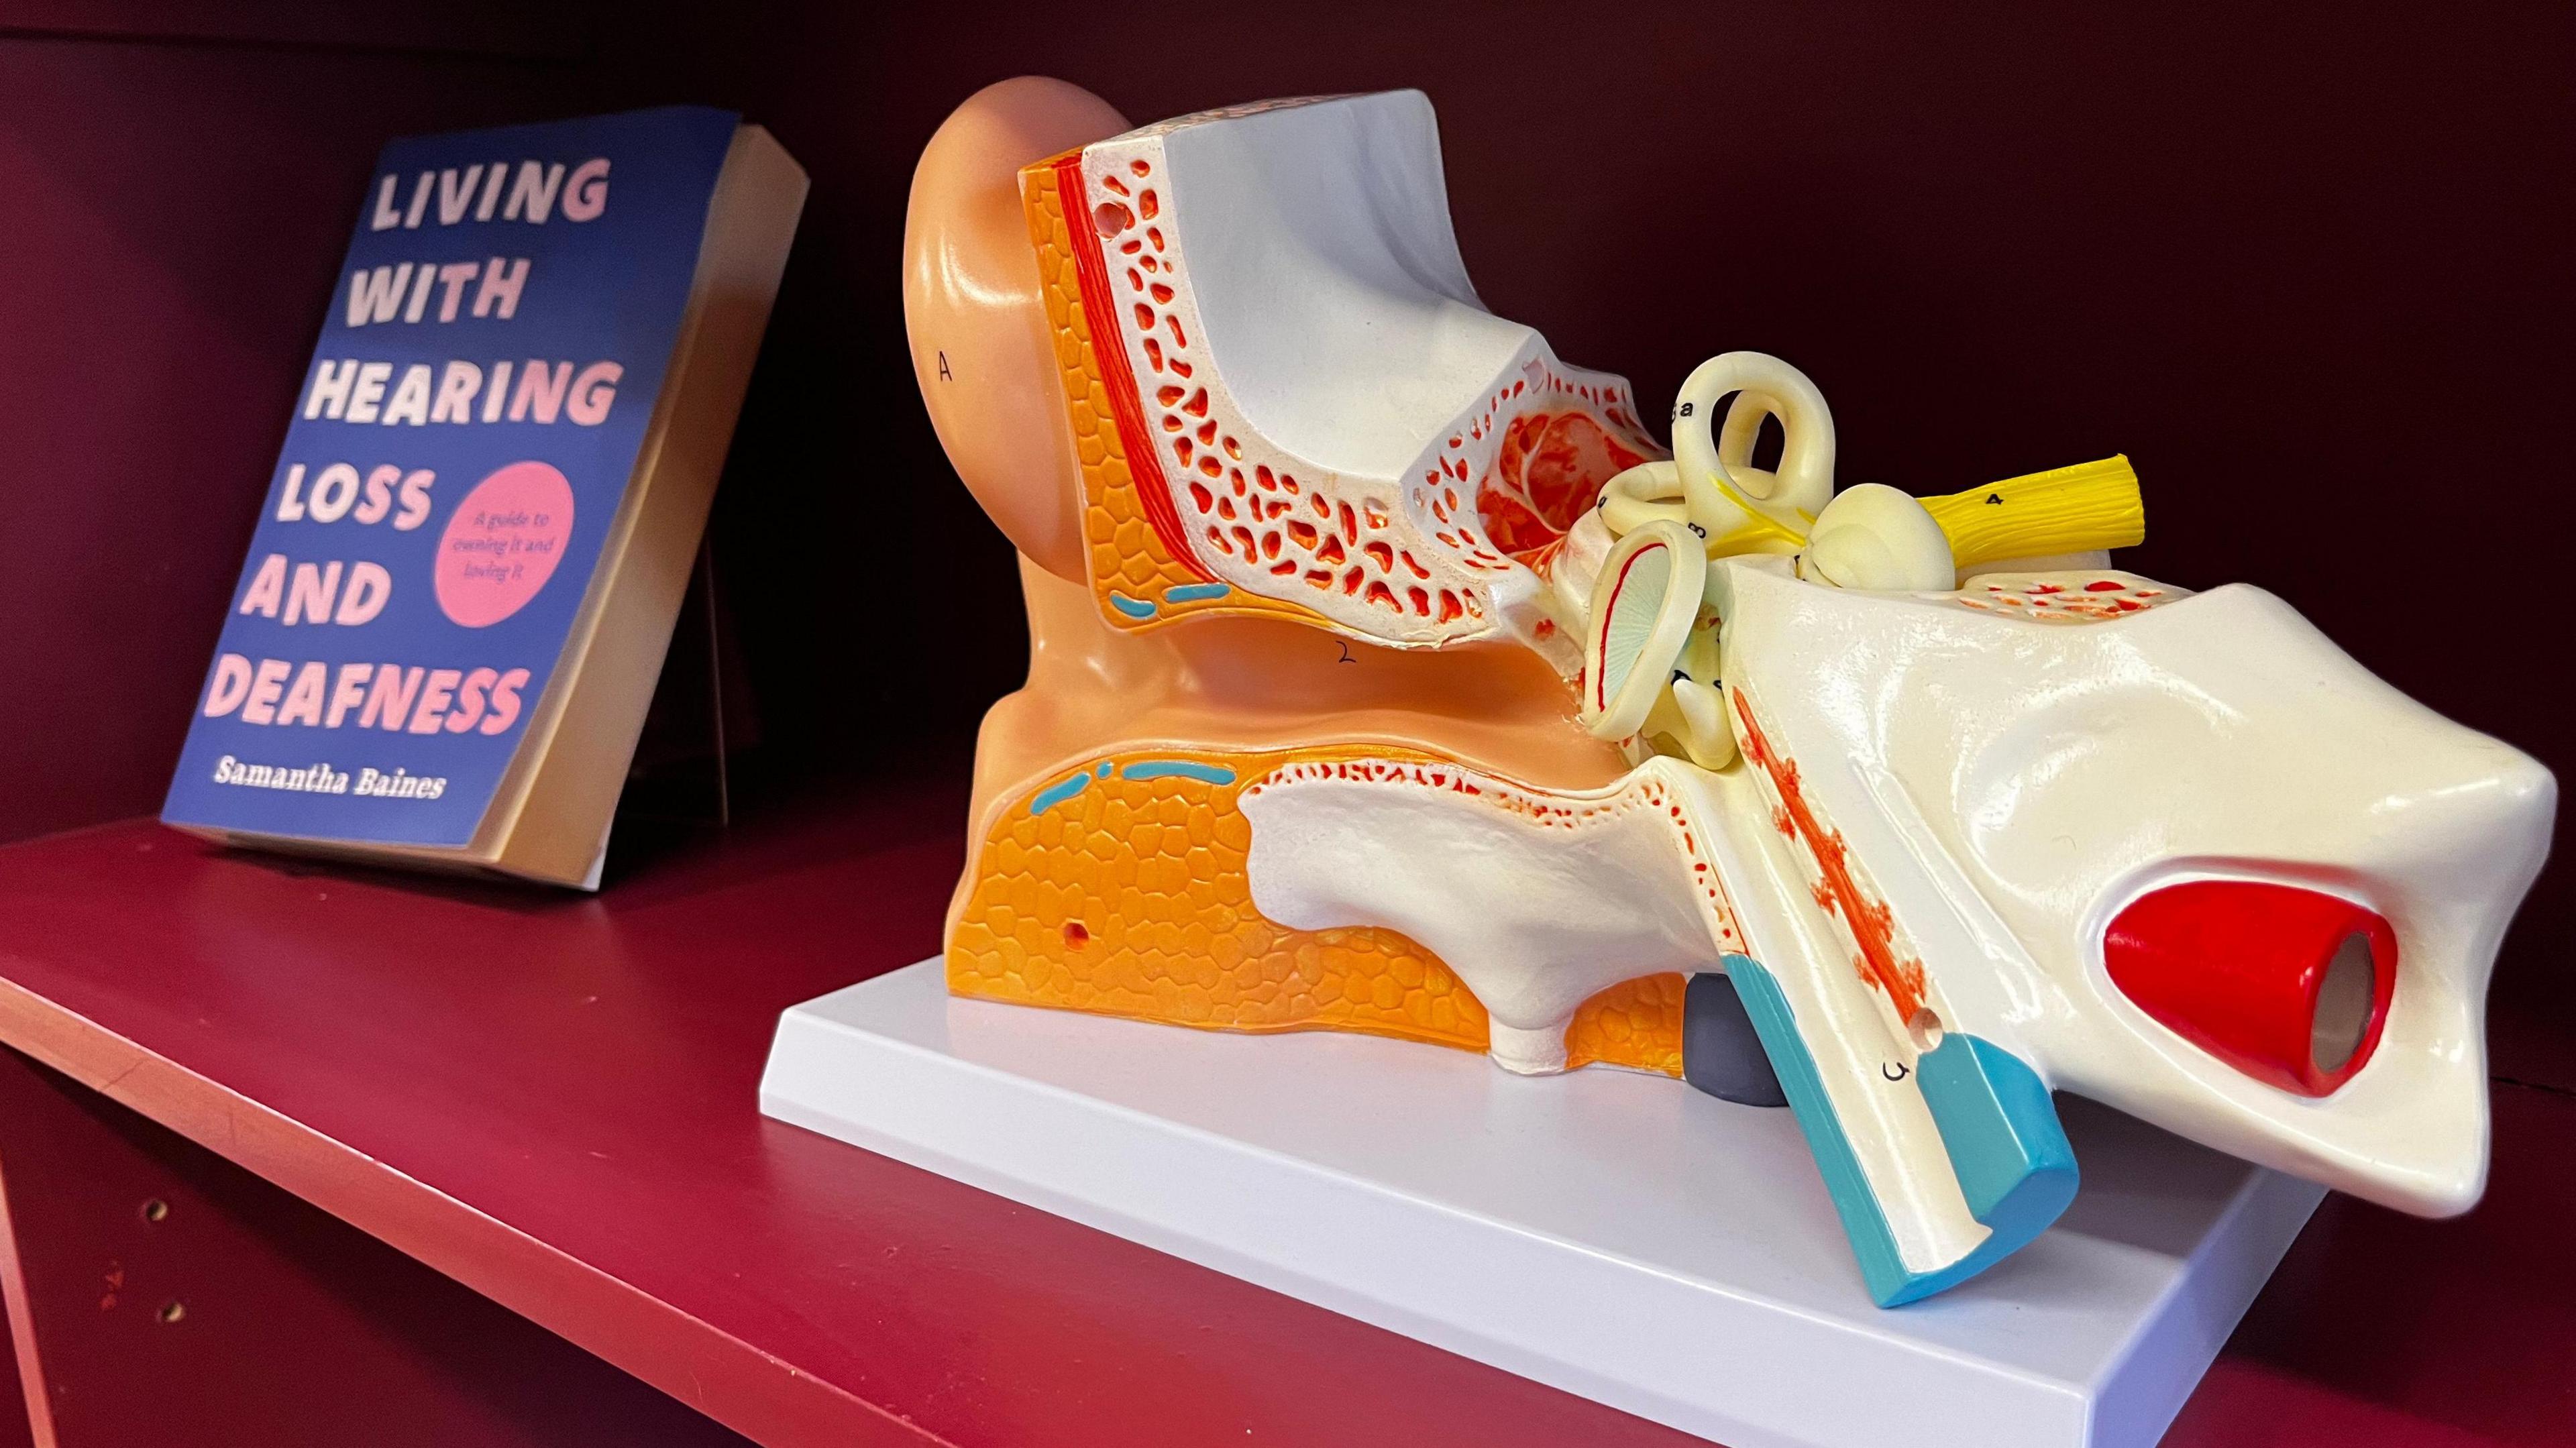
[1916,1033,2080,1231]
[1725,955,2078,1306]
[1120,761,1239,786]
[1028,771,1093,815]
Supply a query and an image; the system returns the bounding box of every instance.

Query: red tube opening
[2104,879,2396,1097]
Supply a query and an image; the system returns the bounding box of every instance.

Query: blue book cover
[164,106,748,856]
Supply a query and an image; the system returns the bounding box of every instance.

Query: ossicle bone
[1663,677,1735,769]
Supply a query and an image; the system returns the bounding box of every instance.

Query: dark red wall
[1,4,2568,1076]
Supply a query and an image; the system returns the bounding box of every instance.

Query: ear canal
[904,77,1130,581]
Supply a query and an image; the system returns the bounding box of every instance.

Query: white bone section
[1232,553,2551,1256]
[1713,555,2556,1215]
[1078,93,1656,655]
[1227,553,2545,1264]
[1237,757,1744,1074]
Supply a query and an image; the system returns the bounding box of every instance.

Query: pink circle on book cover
[435,461,576,628]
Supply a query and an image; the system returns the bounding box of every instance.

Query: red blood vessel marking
[1060,152,1210,585]
[1593,541,1668,712]
[1731,689,1929,1021]
[1476,410,1651,568]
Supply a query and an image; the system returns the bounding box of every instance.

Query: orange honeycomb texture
[949,745,1686,1076]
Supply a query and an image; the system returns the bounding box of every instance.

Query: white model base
[760,960,2322,1448]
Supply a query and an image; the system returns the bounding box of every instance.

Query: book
[162,106,808,887]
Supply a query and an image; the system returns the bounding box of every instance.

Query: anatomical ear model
[904,79,2556,1306]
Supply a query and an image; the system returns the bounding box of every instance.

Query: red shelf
[0,779,2564,1447]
